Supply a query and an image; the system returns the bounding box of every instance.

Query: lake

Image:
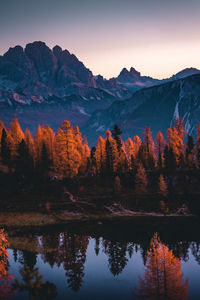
[1,217,200,299]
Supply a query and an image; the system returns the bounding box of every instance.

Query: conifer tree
[186,135,194,157]
[125,138,134,160]
[133,135,141,158]
[155,131,165,169]
[16,139,34,176]
[24,128,35,163]
[158,174,168,197]
[164,145,177,172]
[0,128,11,167]
[135,164,148,196]
[90,146,97,174]
[105,138,114,174]
[34,124,43,163]
[112,124,122,152]
[8,118,24,160]
[114,176,122,193]
[174,117,186,140]
[9,117,24,144]
[142,126,156,169]
[95,136,106,174]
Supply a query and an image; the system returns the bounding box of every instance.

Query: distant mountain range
[0,41,200,144]
[85,73,200,143]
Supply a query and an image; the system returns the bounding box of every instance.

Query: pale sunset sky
[1,0,200,79]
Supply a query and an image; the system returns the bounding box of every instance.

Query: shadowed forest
[0,117,200,215]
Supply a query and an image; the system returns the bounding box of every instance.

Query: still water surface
[1,217,200,299]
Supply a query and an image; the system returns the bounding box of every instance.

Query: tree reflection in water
[4,225,200,298]
[12,266,57,300]
[134,233,189,300]
[0,228,14,300]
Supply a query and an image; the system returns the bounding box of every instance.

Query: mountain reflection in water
[1,218,200,299]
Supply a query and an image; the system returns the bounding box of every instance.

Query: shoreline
[0,210,196,229]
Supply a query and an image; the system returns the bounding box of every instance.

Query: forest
[0,117,200,215]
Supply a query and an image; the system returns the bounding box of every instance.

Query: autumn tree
[142,126,156,169]
[0,229,15,300]
[95,136,106,174]
[135,164,148,196]
[166,118,186,167]
[133,135,142,157]
[125,138,134,167]
[0,121,5,156]
[54,121,81,177]
[8,118,24,160]
[158,174,168,197]
[34,124,43,164]
[24,128,35,163]
[174,117,186,140]
[133,233,189,299]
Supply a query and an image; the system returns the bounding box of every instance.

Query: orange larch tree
[134,233,189,299]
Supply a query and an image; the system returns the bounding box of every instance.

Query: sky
[1,0,200,79]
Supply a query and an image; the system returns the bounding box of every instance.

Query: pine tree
[164,145,177,172]
[155,131,165,169]
[105,138,114,174]
[90,146,97,174]
[112,124,122,152]
[137,143,147,168]
[0,128,11,167]
[16,139,34,176]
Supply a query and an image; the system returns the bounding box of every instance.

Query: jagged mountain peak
[52,45,63,55]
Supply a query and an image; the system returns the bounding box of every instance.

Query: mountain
[170,67,200,80]
[0,41,200,141]
[0,41,132,130]
[116,67,160,92]
[0,41,131,106]
[115,66,200,93]
[85,73,200,144]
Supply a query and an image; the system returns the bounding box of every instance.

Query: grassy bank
[0,210,195,229]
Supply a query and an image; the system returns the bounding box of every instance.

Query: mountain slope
[85,74,200,144]
[115,66,200,93]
